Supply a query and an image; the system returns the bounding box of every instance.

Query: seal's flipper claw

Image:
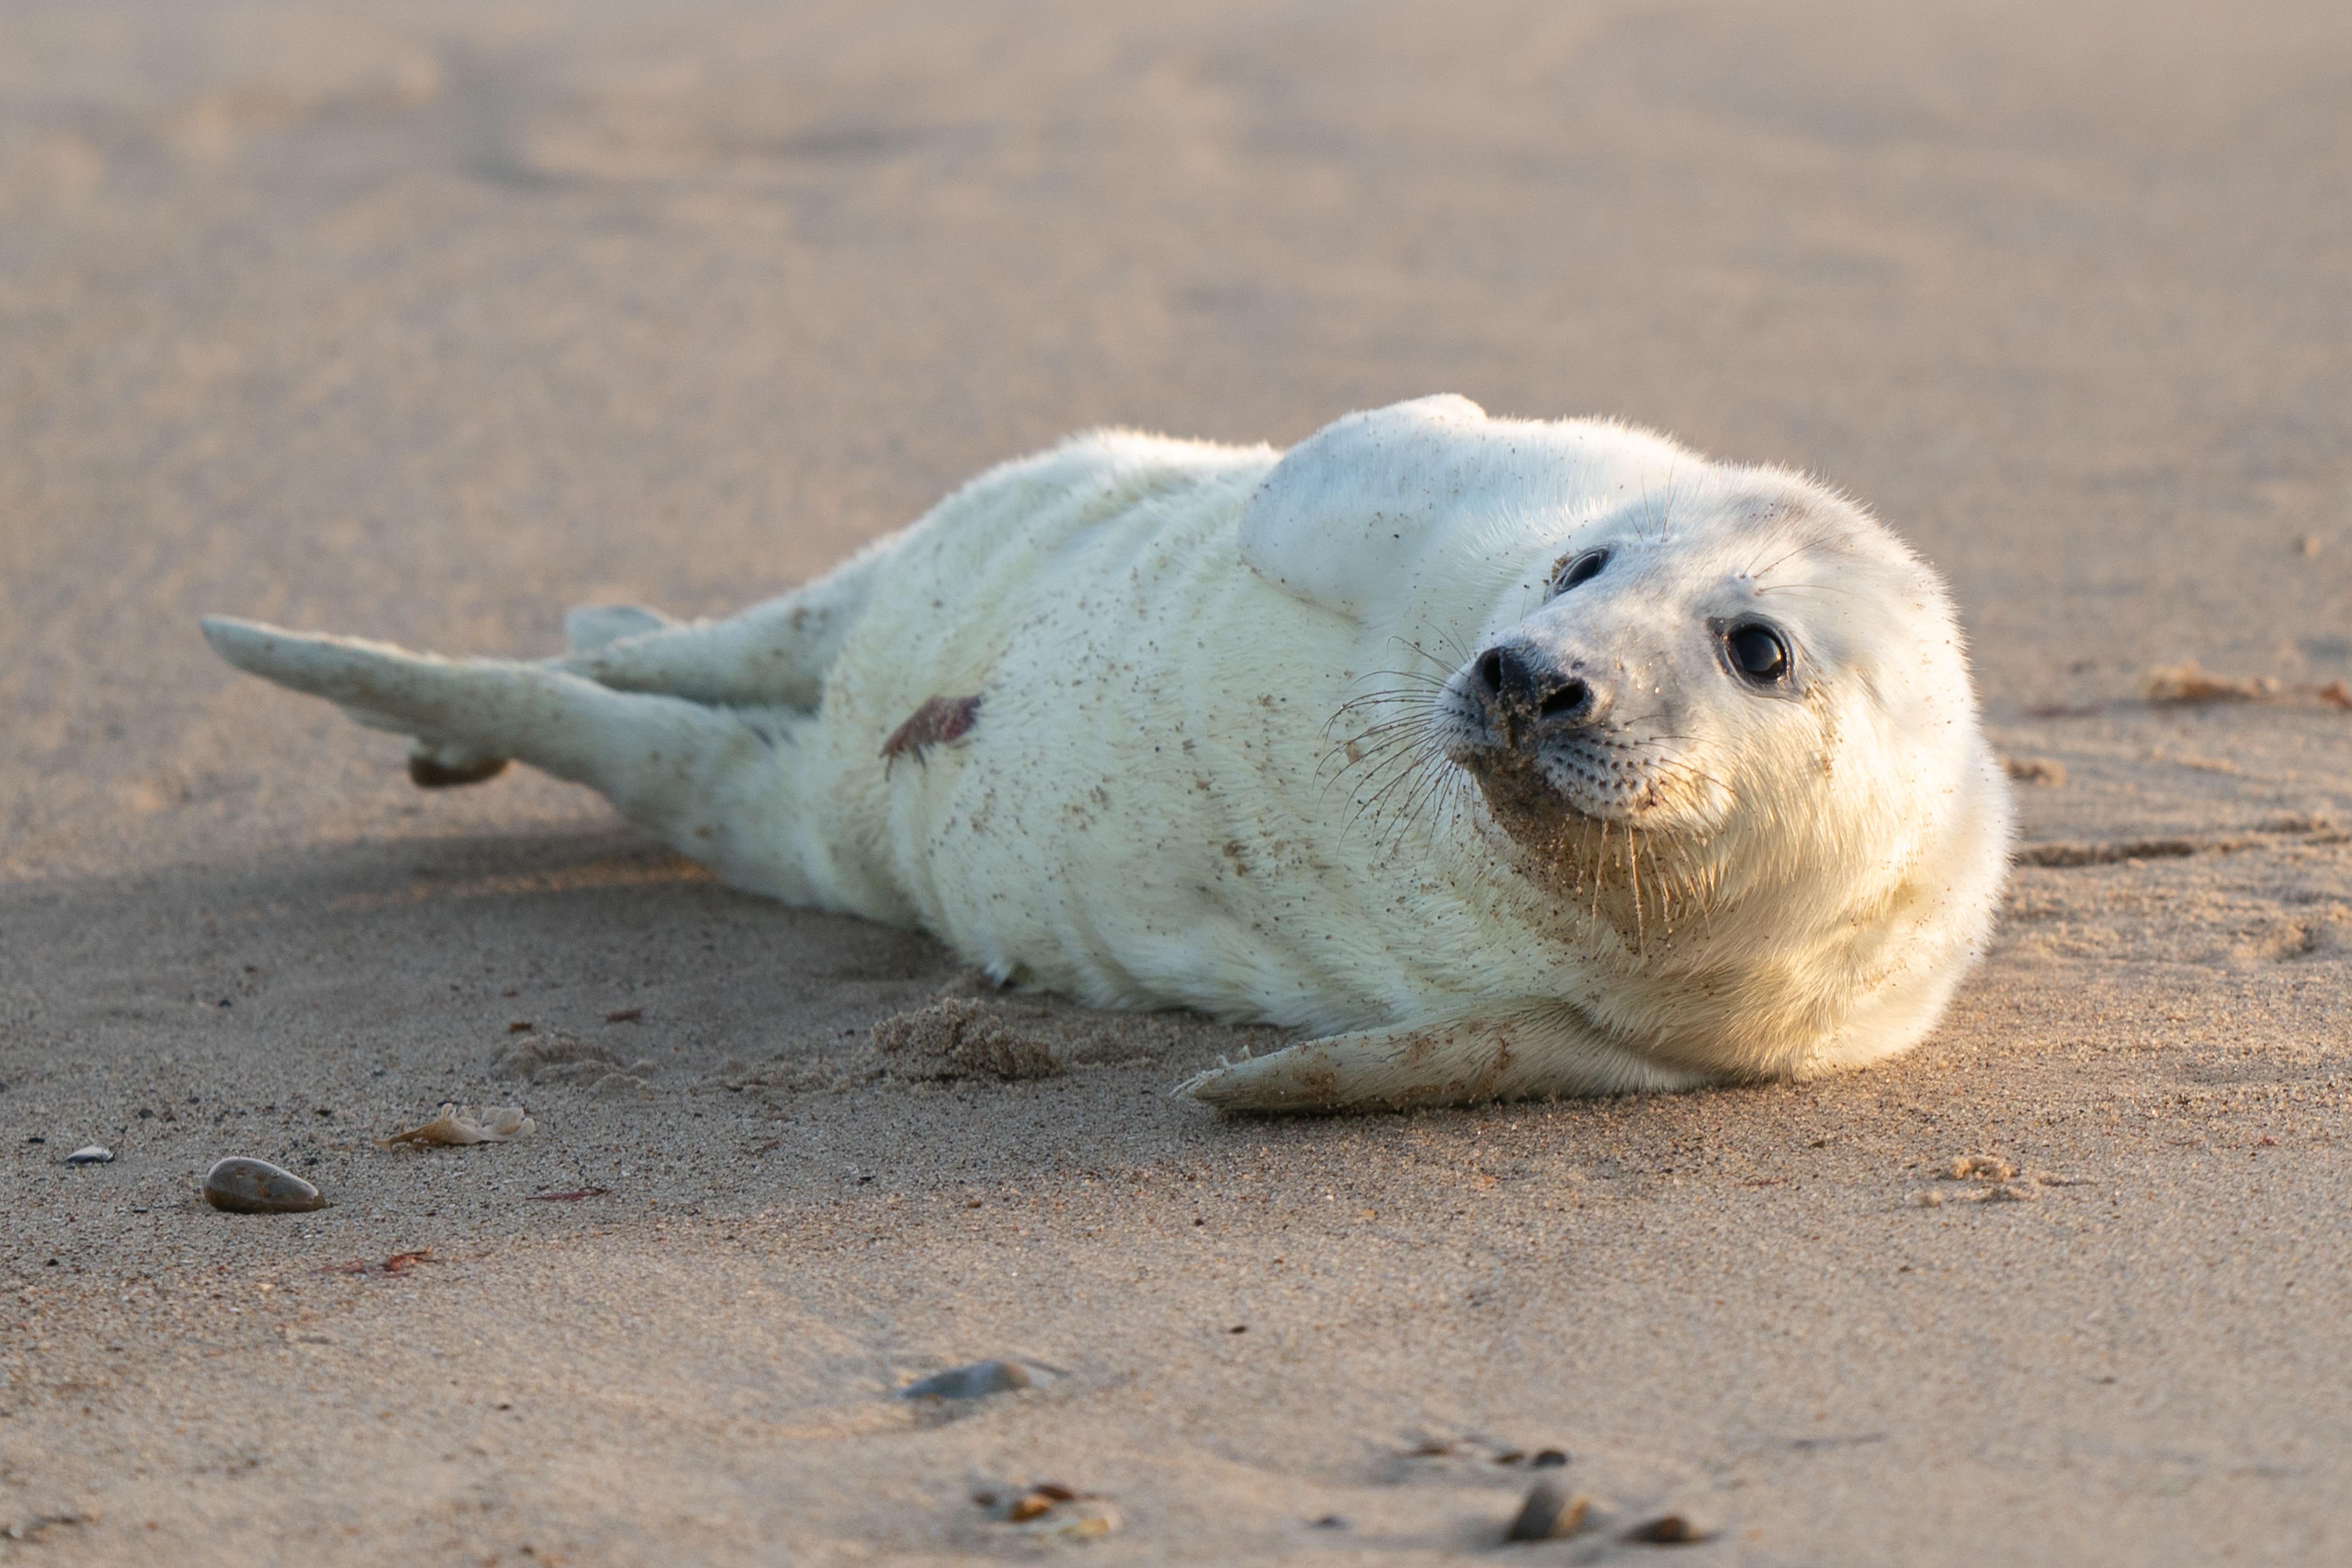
[563,604,676,654]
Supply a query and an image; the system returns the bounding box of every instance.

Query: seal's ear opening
[1236,394,1489,622]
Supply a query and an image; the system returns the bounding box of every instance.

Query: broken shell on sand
[379,1104,535,1148]
[203,1156,327,1214]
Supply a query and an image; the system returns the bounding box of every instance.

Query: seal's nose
[1472,643,1600,745]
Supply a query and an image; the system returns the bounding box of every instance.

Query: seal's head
[1435,470,1987,910]
[1241,395,2011,1080]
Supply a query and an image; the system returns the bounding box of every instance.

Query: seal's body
[203,397,2011,1108]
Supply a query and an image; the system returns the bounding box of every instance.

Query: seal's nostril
[1477,649,1506,693]
[1539,679,1588,719]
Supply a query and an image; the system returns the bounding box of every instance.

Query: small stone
[63,1146,113,1165]
[202,1157,326,1214]
[1503,1479,1590,1542]
[1531,1449,1569,1468]
[1621,1513,1712,1544]
[894,1359,1053,1400]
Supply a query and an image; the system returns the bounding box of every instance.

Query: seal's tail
[199,615,816,895]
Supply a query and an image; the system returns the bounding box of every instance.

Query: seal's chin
[1448,744,1719,939]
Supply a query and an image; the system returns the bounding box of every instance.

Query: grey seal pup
[202,395,2012,1109]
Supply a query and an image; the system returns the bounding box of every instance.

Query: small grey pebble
[1504,1479,1589,1543]
[203,1157,326,1214]
[64,1146,113,1165]
[894,1359,1052,1400]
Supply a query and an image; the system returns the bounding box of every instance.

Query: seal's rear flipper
[199,615,811,893]
[558,537,901,708]
[1177,1011,1706,1111]
[563,603,676,654]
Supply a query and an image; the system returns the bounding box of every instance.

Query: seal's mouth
[1436,696,1672,828]
[1452,743,1655,835]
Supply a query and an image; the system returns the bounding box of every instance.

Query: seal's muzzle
[1457,641,1607,756]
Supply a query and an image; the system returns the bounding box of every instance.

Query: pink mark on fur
[882,694,983,774]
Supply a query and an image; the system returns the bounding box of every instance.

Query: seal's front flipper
[199,615,817,897]
[1177,1010,1706,1112]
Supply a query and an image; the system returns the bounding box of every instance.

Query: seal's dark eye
[1552,550,1608,594]
[1728,623,1790,684]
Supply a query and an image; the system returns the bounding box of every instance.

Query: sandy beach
[4,1,2350,1561]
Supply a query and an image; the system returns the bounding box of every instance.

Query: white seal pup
[200,395,2011,1110]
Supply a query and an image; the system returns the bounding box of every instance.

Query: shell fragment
[380,1104,535,1147]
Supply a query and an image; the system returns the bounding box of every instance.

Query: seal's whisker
[1331,709,1436,741]
[1385,744,1460,842]
[1330,750,1431,816]
[1316,726,1427,776]
[1392,757,1464,849]
[1743,539,1812,582]
[1333,682,1451,716]
[1342,730,1447,840]
[1326,741,1427,816]
[1395,629,1479,675]
[1355,741,1441,824]
[1317,710,1437,776]
[1384,634,1468,674]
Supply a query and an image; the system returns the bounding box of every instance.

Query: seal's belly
[911,561,1374,1029]
[813,436,1571,1035]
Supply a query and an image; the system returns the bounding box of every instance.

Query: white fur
[200,397,2010,1110]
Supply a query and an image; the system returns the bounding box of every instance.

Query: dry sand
[4,1,2351,1562]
